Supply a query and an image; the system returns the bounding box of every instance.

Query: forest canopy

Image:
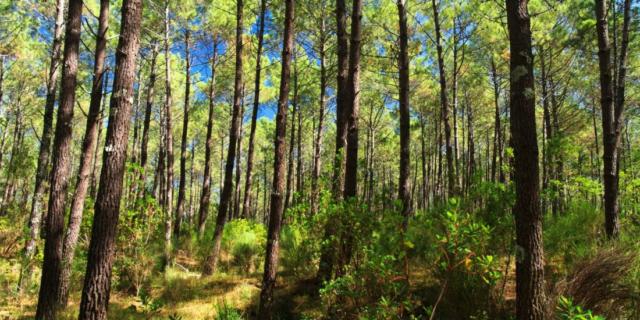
[0,0,639,319]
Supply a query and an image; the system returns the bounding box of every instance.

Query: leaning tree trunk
[57,0,110,307]
[432,0,455,197]
[505,0,545,318]
[35,0,83,317]
[175,29,191,238]
[241,0,267,219]
[202,0,244,275]
[78,0,143,318]
[162,0,175,269]
[258,0,294,316]
[197,46,218,235]
[18,0,66,293]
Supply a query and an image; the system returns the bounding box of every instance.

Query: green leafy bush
[220,219,266,273]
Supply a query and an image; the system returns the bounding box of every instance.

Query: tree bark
[432,0,455,197]
[175,29,191,238]
[57,0,110,307]
[19,0,66,293]
[202,0,244,275]
[198,45,218,235]
[343,0,362,201]
[311,8,327,215]
[505,0,545,318]
[258,0,294,316]
[162,0,175,269]
[78,1,143,318]
[138,42,159,199]
[317,0,349,284]
[241,0,267,219]
[397,0,411,220]
[35,0,83,317]
[284,63,297,212]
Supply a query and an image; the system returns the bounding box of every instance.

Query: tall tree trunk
[36,0,83,317]
[432,0,455,196]
[175,29,191,238]
[19,0,66,293]
[466,94,475,191]
[339,0,363,273]
[311,8,327,215]
[78,1,143,318]
[232,96,244,220]
[397,0,411,221]
[198,46,218,235]
[258,0,294,316]
[203,0,244,275]
[506,0,545,318]
[284,63,297,212]
[91,73,109,198]
[595,0,618,238]
[317,0,349,284]
[242,0,267,219]
[343,0,362,201]
[420,112,428,209]
[162,0,175,269]
[58,0,110,306]
[490,57,503,183]
[138,42,159,199]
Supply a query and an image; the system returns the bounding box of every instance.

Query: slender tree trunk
[232,97,245,220]
[203,0,244,275]
[198,46,218,235]
[138,43,159,199]
[242,0,267,219]
[311,9,327,215]
[506,0,545,318]
[19,0,66,293]
[490,57,503,183]
[162,0,175,269]
[397,0,411,221]
[57,0,110,306]
[91,74,109,198]
[258,0,294,316]
[317,0,349,284]
[78,2,143,318]
[432,0,455,196]
[595,0,618,238]
[420,112,428,209]
[35,0,83,317]
[284,64,297,212]
[175,29,191,238]
[343,0,362,201]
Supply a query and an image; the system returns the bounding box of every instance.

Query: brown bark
[432,0,455,197]
[397,0,411,220]
[343,0,362,201]
[58,0,110,307]
[197,45,218,235]
[505,0,545,318]
[162,0,175,269]
[242,0,267,219]
[258,0,294,316]
[202,0,244,275]
[175,29,191,238]
[19,0,66,293]
[138,42,159,199]
[311,7,327,215]
[284,63,297,212]
[78,0,143,318]
[317,0,349,285]
[35,0,83,317]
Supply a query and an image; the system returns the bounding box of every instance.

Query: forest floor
[0,250,517,319]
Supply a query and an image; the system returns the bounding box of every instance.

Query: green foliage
[557,296,605,320]
[214,301,244,320]
[220,219,266,273]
